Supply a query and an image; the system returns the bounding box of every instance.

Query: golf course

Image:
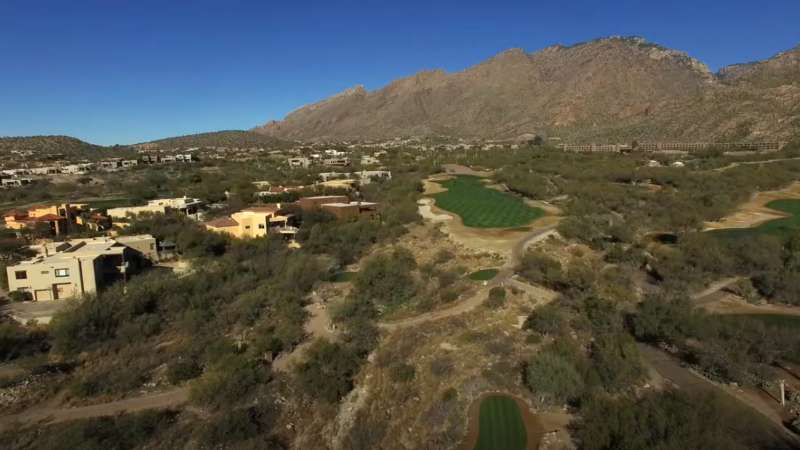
[711,199,800,240]
[432,176,544,228]
[474,395,528,450]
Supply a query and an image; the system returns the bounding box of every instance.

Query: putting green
[433,176,544,228]
[474,395,527,450]
[469,269,499,281]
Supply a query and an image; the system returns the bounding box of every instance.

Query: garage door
[54,283,75,300]
[34,289,53,301]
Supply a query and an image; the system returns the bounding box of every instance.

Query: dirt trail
[379,225,558,331]
[710,157,800,173]
[0,387,189,432]
[691,277,742,304]
[639,344,799,448]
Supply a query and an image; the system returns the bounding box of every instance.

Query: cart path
[0,387,190,431]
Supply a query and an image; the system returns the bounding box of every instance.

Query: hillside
[0,135,126,159]
[135,130,290,150]
[255,36,800,143]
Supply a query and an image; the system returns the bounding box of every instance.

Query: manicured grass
[468,269,499,281]
[711,199,800,241]
[475,395,527,450]
[433,176,544,228]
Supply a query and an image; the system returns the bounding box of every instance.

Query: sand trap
[704,182,800,230]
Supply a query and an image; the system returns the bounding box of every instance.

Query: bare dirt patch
[704,182,800,230]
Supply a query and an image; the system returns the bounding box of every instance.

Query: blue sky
[1,0,799,145]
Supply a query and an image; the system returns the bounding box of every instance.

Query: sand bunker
[704,182,800,230]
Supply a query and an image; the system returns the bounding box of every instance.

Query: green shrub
[524,351,584,404]
[388,362,416,383]
[295,339,361,403]
[485,286,506,308]
[166,357,202,384]
[8,290,32,302]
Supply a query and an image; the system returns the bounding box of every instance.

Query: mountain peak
[255,38,800,142]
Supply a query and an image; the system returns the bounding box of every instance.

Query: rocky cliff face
[255,37,800,143]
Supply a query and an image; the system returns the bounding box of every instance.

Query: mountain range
[254,36,800,143]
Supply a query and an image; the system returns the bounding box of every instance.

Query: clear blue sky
[1,0,798,145]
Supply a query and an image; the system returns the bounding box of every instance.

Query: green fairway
[432,176,544,228]
[710,199,800,240]
[474,395,527,450]
[468,269,499,281]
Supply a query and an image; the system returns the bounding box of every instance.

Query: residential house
[321,157,350,167]
[5,235,157,301]
[107,197,203,220]
[1,177,34,188]
[360,155,380,166]
[320,202,379,221]
[287,157,311,168]
[203,204,296,239]
[3,203,87,236]
[297,195,350,211]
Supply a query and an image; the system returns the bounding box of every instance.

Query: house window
[245,225,251,230]
[55,268,70,277]
[258,224,265,229]
[14,270,27,280]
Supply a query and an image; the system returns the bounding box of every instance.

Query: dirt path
[379,226,558,331]
[710,157,800,173]
[0,387,190,432]
[690,277,742,305]
[638,344,799,448]
[273,293,337,372]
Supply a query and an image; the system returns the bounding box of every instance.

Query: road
[379,225,558,331]
[0,387,189,432]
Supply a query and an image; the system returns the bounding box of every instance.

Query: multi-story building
[5,235,157,301]
[203,205,295,239]
[107,197,203,220]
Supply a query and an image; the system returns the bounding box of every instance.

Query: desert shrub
[8,290,32,302]
[198,405,281,447]
[524,350,584,404]
[0,321,49,361]
[518,250,564,289]
[429,356,454,377]
[589,333,644,392]
[166,356,202,384]
[388,362,416,383]
[0,409,178,450]
[190,354,267,408]
[575,391,748,450]
[352,247,417,306]
[525,303,566,336]
[485,286,506,308]
[295,339,361,403]
[50,295,119,355]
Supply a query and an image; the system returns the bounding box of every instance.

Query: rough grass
[330,271,357,283]
[711,199,800,240]
[475,395,527,450]
[468,269,499,281]
[433,176,543,228]
[719,314,800,330]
